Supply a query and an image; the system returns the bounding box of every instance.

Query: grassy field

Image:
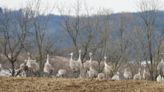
[0,77,164,92]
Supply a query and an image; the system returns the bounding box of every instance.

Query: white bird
[83,61,91,75]
[77,50,82,69]
[77,50,86,78]
[88,52,94,68]
[69,52,78,72]
[84,55,94,72]
[26,54,39,75]
[87,67,98,78]
[83,53,98,78]
[133,68,142,80]
[84,53,99,74]
[15,59,28,77]
[156,74,164,82]
[142,68,150,80]
[43,54,54,75]
[87,52,98,78]
[123,68,132,80]
[157,59,164,77]
[112,72,121,81]
[56,69,67,77]
[97,73,105,80]
[20,59,28,70]
[103,56,113,79]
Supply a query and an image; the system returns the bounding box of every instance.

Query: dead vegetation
[0,77,164,92]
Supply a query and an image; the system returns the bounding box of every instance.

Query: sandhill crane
[77,50,82,69]
[133,68,142,80]
[26,53,39,76]
[83,53,93,74]
[156,74,164,82]
[87,52,98,78]
[43,54,54,76]
[27,59,39,72]
[112,72,121,81]
[83,60,90,71]
[97,73,105,80]
[123,68,132,80]
[157,59,164,78]
[103,56,113,80]
[87,67,98,78]
[83,52,99,78]
[69,52,81,78]
[88,53,93,65]
[15,59,28,77]
[142,68,150,80]
[69,52,78,72]
[84,52,100,70]
[56,69,67,77]
[77,50,85,78]
[20,59,29,71]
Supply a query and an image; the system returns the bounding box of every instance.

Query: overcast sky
[0,0,163,15]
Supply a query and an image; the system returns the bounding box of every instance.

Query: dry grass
[0,77,164,92]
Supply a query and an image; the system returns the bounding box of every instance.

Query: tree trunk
[39,55,45,77]
[148,31,154,80]
[98,62,101,73]
[11,61,15,76]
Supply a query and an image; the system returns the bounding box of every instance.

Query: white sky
[0,0,164,15]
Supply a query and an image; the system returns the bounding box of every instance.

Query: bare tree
[57,1,86,60]
[108,13,133,73]
[137,0,161,80]
[91,9,112,72]
[0,8,32,76]
[26,0,56,76]
[0,0,55,77]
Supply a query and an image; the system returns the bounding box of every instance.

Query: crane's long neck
[104,59,107,66]
[47,55,50,63]
[78,52,81,62]
[89,55,92,64]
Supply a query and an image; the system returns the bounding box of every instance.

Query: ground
[0,77,164,92]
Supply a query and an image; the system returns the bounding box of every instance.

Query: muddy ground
[0,77,164,92]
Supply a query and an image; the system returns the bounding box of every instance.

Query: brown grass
[0,77,164,92]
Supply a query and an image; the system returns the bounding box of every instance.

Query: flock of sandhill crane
[0,50,164,82]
